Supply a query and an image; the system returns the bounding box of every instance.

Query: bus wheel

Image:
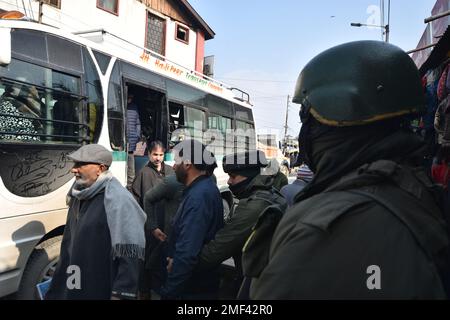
[16,236,62,300]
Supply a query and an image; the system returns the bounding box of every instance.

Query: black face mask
[298,122,312,170]
[297,120,315,172]
[298,100,315,172]
[229,177,252,198]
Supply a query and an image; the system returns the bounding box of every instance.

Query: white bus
[0,18,256,299]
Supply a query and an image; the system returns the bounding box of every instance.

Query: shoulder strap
[250,188,286,208]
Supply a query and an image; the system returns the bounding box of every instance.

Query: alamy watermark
[366,5,381,30]
[66,265,81,290]
[366,265,381,290]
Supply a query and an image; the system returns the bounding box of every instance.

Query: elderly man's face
[71,162,105,188]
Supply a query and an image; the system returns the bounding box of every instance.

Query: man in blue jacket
[160,139,223,299]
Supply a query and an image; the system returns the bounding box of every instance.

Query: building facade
[0,0,214,73]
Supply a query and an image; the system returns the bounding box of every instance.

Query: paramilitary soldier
[251,40,450,299]
[197,150,287,299]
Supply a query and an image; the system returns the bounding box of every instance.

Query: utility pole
[384,0,390,43]
[283,95,289,154]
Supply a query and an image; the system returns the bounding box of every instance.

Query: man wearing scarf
[196,150,287,299]
[45,144,146,300]
[251,41,450,299]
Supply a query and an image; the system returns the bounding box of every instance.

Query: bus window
[207,113,233,156]
[108,62,124,150]
[206,94,233,117]
[207,114,232,134]
[0,58,86,144]
[82,48,103,143]
[92,50,111,75]
[234,103,254,122]
[235,120,256,153]
[168,101,186,146]
[168,102,205,146]
[169,101,184,133]
[11,29,47,62]
[185,106,205,142]
[47,34,83,73]
[12,29,84,75]
[0,82,41,142]
[166,80,205,108]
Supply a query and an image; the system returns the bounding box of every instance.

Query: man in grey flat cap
[45,144,146,300]
[196,150,287,299]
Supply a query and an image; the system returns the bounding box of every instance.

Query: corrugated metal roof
[419,25,450,75]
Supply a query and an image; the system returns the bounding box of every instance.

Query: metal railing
[0,112,90,142]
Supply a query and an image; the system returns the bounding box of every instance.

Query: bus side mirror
[0,28,11,65]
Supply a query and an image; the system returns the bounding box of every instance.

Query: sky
[188,0,438,141]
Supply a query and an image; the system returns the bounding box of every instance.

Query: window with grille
[146,13,165,56]
[97,0,118,15]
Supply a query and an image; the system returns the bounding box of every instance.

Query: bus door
[124,80,168,174]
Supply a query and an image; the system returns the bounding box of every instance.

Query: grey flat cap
[68,144,113,167]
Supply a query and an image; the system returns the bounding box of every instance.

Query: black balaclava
[296,113,426,203]
[228,169,260,198]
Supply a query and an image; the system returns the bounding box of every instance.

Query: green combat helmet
[292,40,425,126]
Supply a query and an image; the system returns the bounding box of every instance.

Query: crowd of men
[45,40,450,300]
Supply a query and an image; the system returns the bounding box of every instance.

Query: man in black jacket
[45,144,146,300]
[132,140,174,299]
